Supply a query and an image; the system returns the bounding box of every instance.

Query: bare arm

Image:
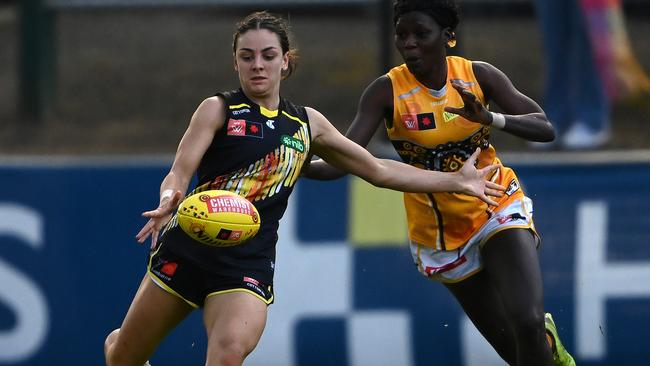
[304,76,392,180]
[308,107,504,204]
[446,61,555,142]
[135,96,226,247]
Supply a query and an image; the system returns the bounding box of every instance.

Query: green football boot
[545,313,576,366]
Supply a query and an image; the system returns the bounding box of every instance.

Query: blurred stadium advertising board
[0,152,649,365]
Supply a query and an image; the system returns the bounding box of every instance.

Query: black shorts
[148,231,275,308]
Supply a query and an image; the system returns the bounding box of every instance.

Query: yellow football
[176,190,260,247]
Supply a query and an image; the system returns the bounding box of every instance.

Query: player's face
[394,11,446,76]
[234,29,289,98]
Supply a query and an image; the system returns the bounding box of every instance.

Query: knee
[104,328,121,365]
[511,309,546,342]
[105,328,141,366]
[207,337,250,366]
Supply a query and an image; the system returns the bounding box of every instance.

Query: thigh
[203,292,268,361]
[481,228,544,316]
[109,274,194,365]
[445,271,517,365]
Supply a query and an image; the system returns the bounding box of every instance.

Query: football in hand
[176,190,260,247]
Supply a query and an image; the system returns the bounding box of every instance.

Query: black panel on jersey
[159,88,311,284]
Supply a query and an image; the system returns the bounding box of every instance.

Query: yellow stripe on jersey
[229,103,251,109]
[282,111,307,126]
[260,105,279,118]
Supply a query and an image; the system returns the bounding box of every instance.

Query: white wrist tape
[490,112,506,129]
[160,189,174,203]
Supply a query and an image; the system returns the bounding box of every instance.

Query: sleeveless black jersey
[159,89,311,282]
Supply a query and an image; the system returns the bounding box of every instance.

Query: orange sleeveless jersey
[386,56,526,251]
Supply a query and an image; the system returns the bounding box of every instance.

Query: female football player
[103,10,504,366]
[306,1,575,365]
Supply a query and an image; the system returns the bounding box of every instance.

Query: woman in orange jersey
[306,1,575,365]
[103,10,505,366]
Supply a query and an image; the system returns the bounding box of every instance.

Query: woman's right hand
[457,148,505,206]
[135,190,184,249]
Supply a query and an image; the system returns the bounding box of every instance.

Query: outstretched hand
[135,190,184,249]
[458,148,505,206]
[444,81,492,125]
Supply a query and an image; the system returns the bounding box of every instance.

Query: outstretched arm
[445,61,555,142]
[135,96,226,248]
[307,107,504,205]
[304,76,392,180]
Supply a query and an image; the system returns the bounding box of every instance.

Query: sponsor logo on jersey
[430,99,448,106]
[266,119,275,129]
[231,108,250,115]
[245,281,266,296]
[505,179,520,196]
[497,212,527,225]
[281,135,305,152]
[424,255,467,275]
[443,111,459,123]
[227,119,264,138]
[160,261,178,277]
[244,276,260,286]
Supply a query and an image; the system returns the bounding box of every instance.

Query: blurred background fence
[1,0,649,153]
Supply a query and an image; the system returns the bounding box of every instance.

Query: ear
[281,52,289,71]
[443,28,457,48]
[233,54,239,71]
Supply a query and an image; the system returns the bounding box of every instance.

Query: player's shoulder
[471,61,506,81]
[197,95,226,114]
[360,75,393,107]
[280,96,309,123]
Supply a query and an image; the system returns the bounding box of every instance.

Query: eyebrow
[238,46,279,53]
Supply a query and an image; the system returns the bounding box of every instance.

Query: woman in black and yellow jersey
[307,1,575,365]
[103,10,504,366]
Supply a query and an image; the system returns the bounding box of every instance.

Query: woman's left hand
[444,81,492,125]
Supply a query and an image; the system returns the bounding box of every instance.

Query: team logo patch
[417,113,436,130]
[246,121,263,138]
[227,119,263,138]
[402,114,418,130]
[281,135,305,152]
[227,118,246,136]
